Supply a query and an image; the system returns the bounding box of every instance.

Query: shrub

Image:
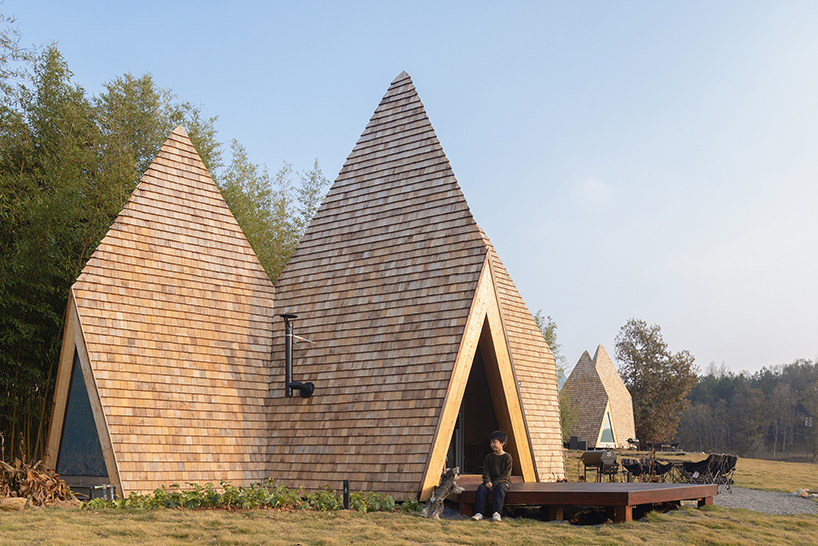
[79,480,399,513]
[305,485,343,511]
[349,491,396,513]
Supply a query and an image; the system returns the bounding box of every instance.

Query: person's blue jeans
[474,482,509,516]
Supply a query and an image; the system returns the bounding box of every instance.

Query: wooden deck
[457,482,718,523]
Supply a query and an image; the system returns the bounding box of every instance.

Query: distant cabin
[46,72,564,501]
[561,346,636,449]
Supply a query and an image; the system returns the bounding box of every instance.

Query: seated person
[471,430,512,522]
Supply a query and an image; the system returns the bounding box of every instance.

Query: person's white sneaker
[471,513,483,521]
[492,512,502,522]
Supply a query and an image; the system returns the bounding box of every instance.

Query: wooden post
[612,505,632,523]
[546,505,563,521]
[459,502,474,517]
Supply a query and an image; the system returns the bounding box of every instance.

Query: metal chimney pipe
[278,313,314,398]
[280,313,297,397]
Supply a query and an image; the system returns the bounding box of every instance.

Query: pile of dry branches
[1,432,72,506]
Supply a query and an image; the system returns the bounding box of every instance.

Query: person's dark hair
[489,430,508,444]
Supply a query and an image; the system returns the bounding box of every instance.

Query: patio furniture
[682,453,735,492]
[716,454,738,493]
[622,457,678,483]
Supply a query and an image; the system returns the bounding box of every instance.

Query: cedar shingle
[270,72,564,493]
[71,127,275,495]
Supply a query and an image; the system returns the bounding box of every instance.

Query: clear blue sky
[7,1,818,375]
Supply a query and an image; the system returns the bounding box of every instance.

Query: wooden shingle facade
[270,72,564,498]
[46,72,565,500]
[561,345,636,449]
[46,127,275,495]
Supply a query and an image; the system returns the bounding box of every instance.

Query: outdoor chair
[716,454,738,493]
[622,457,676,482]
[667,460,686,483]
[682,454,714,484]
[651,460,676,482]
[621,458,644,482]
[682,453,726,486]
[707,453,726,485]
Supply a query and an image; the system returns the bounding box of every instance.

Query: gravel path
[713,486,818,515]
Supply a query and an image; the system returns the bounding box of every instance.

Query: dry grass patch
[1,505,817,545]
[726,458,818,493]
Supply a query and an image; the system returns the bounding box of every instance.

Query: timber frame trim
[45,288,123,496]
[418,256,536,500]
[485,253,540,481]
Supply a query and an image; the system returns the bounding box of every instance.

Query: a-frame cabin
[561,345,636,449]
[45,128,275,496]
[45,73,565,501]
[270,72,564,500]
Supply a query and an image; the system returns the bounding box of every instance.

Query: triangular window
[600,411,615,443]
[55,351,107,477]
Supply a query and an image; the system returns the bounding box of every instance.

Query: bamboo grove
[0,13,329,464]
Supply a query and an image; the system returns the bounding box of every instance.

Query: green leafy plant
[305,485,343,511]
[398,493,423,513]
[276,482,309,509]
[80,497,114,510]
[78,479,402,513]
[124,491,151,509]
[218,481,241,508]
[349,491,395,513]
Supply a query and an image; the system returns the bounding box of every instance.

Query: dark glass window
[600,412,615,443]
[55,351,107,477]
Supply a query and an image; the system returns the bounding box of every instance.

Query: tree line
[675,359,818,460]
[0,12,329,463]
[613,318,818,461]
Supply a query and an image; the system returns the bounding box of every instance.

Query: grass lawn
[1,455,816,545]
[2,504,817,546]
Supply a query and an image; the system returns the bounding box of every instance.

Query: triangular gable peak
[593,345,636,446]
[46,127,275,496]
[562,345,635,449]
[270,72,563,499]
[419,250,536,496]
[562,351,605,447]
